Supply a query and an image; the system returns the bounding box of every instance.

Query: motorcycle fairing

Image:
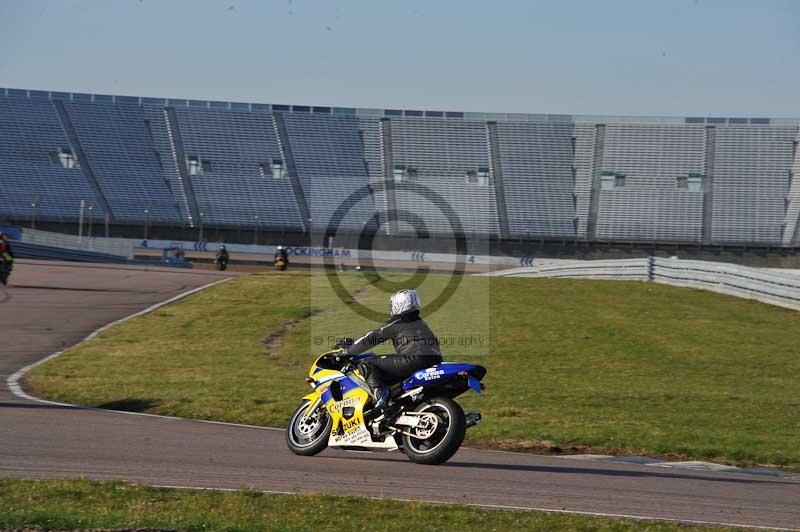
[321,374,397,450]
[402,362,486,392]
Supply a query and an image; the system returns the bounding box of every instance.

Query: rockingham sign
[285,246,352,258]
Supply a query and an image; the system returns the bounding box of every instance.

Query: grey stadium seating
[1,88,799,246]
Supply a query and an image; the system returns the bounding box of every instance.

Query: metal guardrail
[21,228,134,257]
[651,257,800,311]
[13,241,134,264]
[11,241,189,267]
[484,259,651,281]
[486,257,800,311]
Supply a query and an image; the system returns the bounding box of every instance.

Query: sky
[0,0,798,117]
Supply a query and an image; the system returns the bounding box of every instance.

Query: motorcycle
[216,257,228,271]
[286,348,486,465]
[0,257,12,286]
[274,257,287,271]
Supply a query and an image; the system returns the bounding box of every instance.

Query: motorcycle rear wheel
[286,401,331,456]
[402,397,466,465]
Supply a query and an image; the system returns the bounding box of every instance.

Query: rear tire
[402,397,466,465]
[286,401,331,456]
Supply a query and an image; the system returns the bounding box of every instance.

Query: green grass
[26,270,800,470]
[0,478,748,531]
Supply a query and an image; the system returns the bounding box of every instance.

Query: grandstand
[1,87,799,249]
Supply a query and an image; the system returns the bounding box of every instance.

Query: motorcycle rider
[0,231,14,285]
[342,289,442,410]
[274,245,289,269]
[215,245,229,270]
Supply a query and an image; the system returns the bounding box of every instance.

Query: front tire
[402,397,466,465]
[286,401,331,456]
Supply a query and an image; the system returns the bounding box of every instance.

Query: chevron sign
[519,256,534,267]
[411,251,426,262]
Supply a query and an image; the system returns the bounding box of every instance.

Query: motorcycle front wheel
[402,397,466,465]
[286,401,331,456]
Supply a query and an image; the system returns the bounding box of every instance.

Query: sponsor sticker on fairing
[342,417,361,433]
[331,397,358,412]
[415,367,445,381]
[334,425,371,445]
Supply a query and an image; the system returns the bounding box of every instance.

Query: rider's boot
[366,386,391,437]
[373,385,390,411]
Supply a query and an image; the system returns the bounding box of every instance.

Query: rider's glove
[334,337,354,350]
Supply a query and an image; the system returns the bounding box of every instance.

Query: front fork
[301,391,322,418]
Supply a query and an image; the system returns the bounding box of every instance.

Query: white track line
[6,276,799,530]
[146,483,798,531]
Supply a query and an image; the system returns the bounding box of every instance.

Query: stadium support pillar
[165,107,201,226]
[273,113,312,235]
[702,126,717,245]
[379,118,400,236]
[78,199,84,242]
[586,124,606,239]
[784,136,800,244]
[486,122,511,240]
[52,100,116,223]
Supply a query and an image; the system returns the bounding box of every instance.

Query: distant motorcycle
[216,246,229,271]
[0,259,11,286]
[274,247,288,271]
[286,347,486,465]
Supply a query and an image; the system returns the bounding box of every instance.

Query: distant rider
[342,289,442,410]
[215,245,229,270]
[0,231,14,285]
[274,245,289,270]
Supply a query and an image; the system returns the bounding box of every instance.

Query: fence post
[647,256,655,282]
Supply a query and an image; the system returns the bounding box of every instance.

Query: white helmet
[389,289,421,316]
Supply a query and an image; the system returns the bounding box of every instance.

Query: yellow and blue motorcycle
[286,349,486,465]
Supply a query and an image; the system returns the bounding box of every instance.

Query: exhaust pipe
[465,411,482,428]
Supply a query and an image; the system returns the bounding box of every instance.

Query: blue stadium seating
[282,113,374,232]
[173,107,303,228]
[0,96,106,223]
[496,121,576,238]
[1,88,799,246]
[64,101,181,223]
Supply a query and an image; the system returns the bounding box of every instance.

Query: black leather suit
[345,311,443,389]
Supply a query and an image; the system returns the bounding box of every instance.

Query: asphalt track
[1,261,799,530]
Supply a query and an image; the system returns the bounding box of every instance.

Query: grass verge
[0,478,749,531]
[25,270,800,470]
